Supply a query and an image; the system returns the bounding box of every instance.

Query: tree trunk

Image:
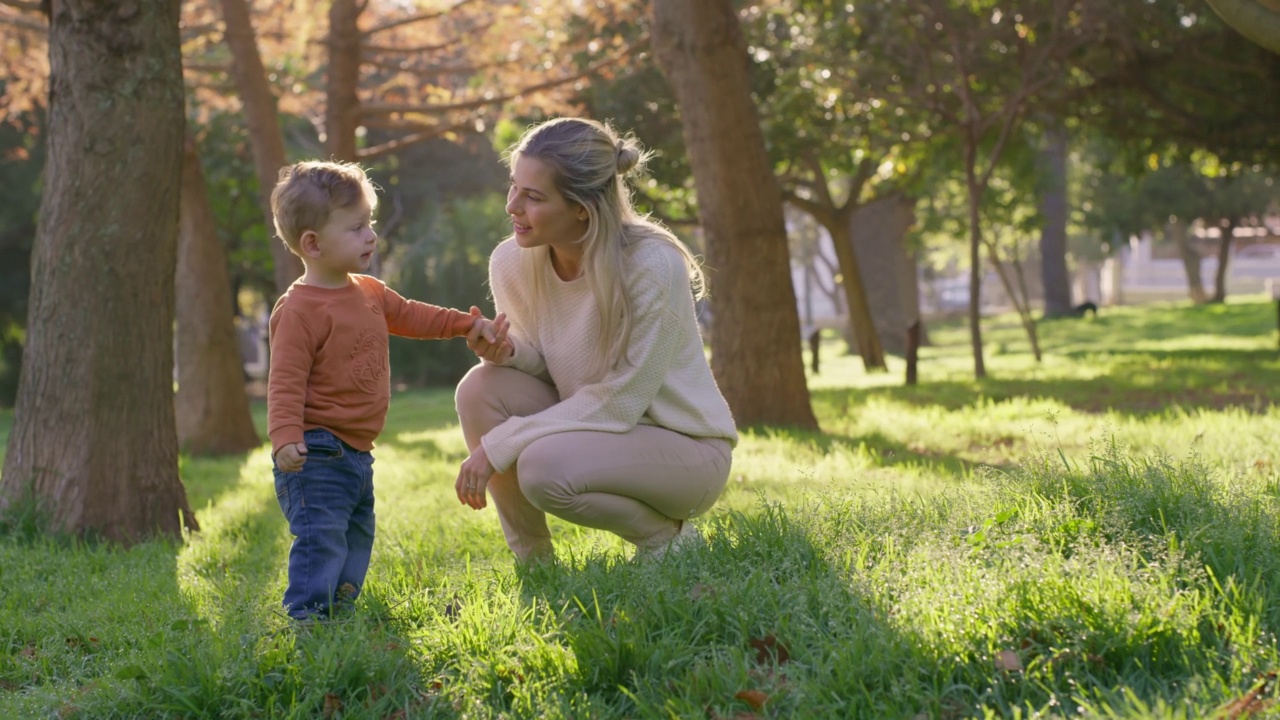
[1211,219,1235,303]
[825,216,886,370]
[176,135,262,456]
[983,239,1044,362]
[964,145,987,379]
[1,0,197,542]
[850,194,917,357]
[1038,120,1072,318]
[1168,219,1207,303]
[1203,0,1280,55]
[218,0,302,300]
[326,0,362,163]
[651,0,817,429]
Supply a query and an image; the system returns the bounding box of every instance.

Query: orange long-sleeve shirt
[268,274,474,455]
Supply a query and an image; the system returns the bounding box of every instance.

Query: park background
[2,0,1280,717]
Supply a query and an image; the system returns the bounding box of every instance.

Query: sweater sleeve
[481,246,685,472]
[380,283,475,339]
[489,242,547,378]
[267,307,316,454]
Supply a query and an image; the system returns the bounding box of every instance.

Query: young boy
[267,160,494,620]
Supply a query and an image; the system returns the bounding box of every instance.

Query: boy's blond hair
[270,160,379,255]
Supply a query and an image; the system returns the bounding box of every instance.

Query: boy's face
[300,197,377,286]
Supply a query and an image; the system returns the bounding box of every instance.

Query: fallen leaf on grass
[749,634,791,665]
[1218,671,1278,720]
[735,689,770,710]
[322,693,343,719]
[20,645,36,659]
[994,649,1022,672]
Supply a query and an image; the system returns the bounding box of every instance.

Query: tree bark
[176,135,261,456]
[826,213,886,370]
[1211,218,1235,303]
[651,0,817,429]
[1168,219,1208,303]
[964,143,987,379]
[849,194,917,357]
[1,0,198,542]
[326,0,362,163]
[1038,120,1072,318]
[218,0,302,300]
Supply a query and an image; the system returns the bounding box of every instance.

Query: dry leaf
[1218,671,1278,720]
[994,649,1022,672]
[322,693,343,719]
[735,689,769,710]
[749,634,791,665]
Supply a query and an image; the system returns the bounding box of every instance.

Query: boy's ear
[298,229,322,257]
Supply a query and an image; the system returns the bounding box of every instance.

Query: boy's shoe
[635,520,702,562]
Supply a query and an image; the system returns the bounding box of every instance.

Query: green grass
[2,297,1280,718]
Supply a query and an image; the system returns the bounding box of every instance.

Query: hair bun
[615,141,641,175]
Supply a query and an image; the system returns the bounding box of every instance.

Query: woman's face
[506,155,588,253]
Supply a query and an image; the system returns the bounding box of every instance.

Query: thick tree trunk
[651,0,817,428]
[1211,219,1235,303]
[1,0,197,542]
[1038,121,1072,318]
[1168,219,1208,303]
[326,0,362,163]
[218,0,302,299]
[176,136,261,456]
[827,218,887,370]
[850,194,917,357]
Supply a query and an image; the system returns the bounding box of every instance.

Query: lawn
[2,298,1279,718]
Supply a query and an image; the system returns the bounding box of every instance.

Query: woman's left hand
[456,444,495,509]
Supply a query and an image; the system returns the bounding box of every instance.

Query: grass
[2,296,1280,718]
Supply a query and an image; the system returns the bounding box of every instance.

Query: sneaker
[635,520,702,561]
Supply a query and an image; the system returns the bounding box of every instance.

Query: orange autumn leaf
[735,689,770,711]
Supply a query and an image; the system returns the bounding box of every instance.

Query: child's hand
[274,442,308,473]
[466,307,513,364]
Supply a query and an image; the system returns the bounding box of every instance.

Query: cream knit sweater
[479,237,738,473]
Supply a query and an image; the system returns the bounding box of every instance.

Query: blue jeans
[273,428,376,620]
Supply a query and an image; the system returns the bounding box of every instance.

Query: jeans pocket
[304,432,345,463]
[274,473,293,517]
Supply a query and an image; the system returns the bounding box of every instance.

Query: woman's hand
[456,443,495,509]
[467,306,513,364]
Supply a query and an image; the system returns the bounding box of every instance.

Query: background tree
[176,133,261,455]
[859,0,1103,378]
[651,0,818,429]
[2,0,197,541]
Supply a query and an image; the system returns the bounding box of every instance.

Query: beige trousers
[454,364,732,560]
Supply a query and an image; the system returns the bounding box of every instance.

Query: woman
[454,117,737,562]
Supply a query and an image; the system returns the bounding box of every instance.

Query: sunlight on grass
[3,298,1280,718]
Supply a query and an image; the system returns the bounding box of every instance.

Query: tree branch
[362,0,477,37]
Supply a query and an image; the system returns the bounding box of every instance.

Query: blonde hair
[507,117,706,379]
[270,160,378,255]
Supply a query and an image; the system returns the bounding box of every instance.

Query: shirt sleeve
[267,307,316,454]
[489,244,548,379]
[381,284,475,339]
[481,246,686,472]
